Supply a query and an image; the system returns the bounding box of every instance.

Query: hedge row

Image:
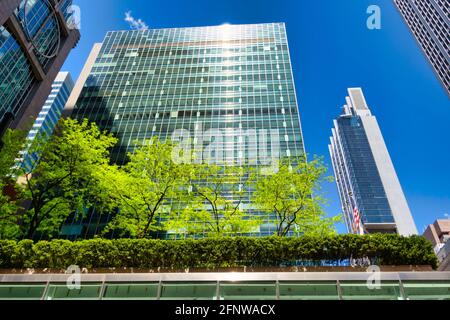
[0,235,438,269]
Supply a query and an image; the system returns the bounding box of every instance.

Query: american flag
[353,206,361,232]
[349,193,364,235]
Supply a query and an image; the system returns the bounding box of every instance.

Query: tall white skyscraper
[329,88,418,236]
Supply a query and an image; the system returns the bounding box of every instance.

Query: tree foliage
[103,137,195,238]
[0,235,437,269]
[252,156,341,237]
[1,119,117,239]
[0,129,28,239]
[168,165,260,237]
[0,120,340,240]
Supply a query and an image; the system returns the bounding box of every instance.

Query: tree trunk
[26,212,39,239]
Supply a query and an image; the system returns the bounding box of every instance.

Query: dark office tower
[0,0,80,139]
[64,23,305,238]
[329,88,418,236]
[393,0,449,95]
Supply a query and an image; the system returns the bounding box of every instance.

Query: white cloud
[124,11,149,30]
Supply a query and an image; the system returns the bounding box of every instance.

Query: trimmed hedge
[0,234,438,269]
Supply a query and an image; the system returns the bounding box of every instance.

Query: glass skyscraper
[0,0,79,140]
[329,88,418,236]
[19,72,74,172]
[63,23,305,239]
[393,0,449,95]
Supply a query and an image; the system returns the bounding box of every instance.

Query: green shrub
[0,234,437,269]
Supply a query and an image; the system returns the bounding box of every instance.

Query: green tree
[252,156,340,237]
[169,165,260,237]
[103,137,195,238]
[19,118,117,239]
[0,129,27,239]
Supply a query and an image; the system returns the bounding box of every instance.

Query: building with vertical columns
[393,0,449,95]
[0,0,80,140]
[329,88,418,236]
[19,72,74,172]
[62,23,306,239]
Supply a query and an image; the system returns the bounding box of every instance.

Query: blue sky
[63,0,450,234]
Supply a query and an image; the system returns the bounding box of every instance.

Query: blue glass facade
[0,24,35,118]
[15,0,62,68]
[20,72,74,172]
[333,116,394,226]
[0,0,79,136]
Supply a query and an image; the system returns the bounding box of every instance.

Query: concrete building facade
[424,219,450,271]
[424,219,450,248]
